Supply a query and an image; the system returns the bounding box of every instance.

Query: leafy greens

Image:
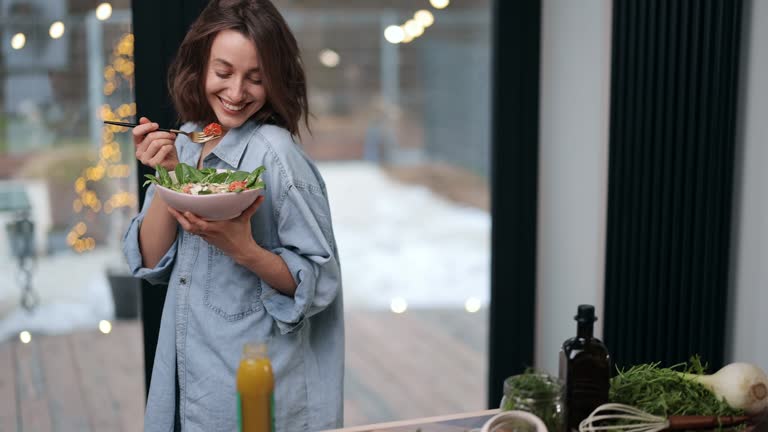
[143,163,266,194]
[610,356,743,418]
[501,369,562,432]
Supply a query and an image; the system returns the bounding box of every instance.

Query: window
[276,1,493,424]
[1,0,137,318]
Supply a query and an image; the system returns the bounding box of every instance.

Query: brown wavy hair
[168,0,309,136]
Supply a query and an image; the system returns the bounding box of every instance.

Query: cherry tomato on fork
[203,122,223,137]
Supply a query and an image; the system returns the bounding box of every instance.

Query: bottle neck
[577,322,593,339]
[242,343,268,360]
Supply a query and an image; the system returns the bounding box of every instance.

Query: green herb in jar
[500,370,563,432]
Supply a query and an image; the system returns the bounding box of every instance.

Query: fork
[103,120,217,144]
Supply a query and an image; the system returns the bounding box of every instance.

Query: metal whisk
[579,403,752,432]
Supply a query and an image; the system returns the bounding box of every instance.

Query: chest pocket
[204,244,263,321]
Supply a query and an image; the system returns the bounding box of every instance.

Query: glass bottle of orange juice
[237,342,274,432]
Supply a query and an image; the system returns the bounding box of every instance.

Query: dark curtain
[131,0,210,397]
[488,0,541,406]
[604,0,744,370]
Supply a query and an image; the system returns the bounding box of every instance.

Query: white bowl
[155,185,264,221]
[479,410,549,432]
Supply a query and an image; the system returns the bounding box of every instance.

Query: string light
[98,320,113,334]
[465,297,482,313]
[390,297,408,314]
[384,25,405,44]
[68,33,138,253]
[11,33,26,50]
[49,21,66,39]
[414,10,435,28]
[95,3,113,21]
[384,8,438,44]
[430,0,450,9]
[19,331,32,344]
[318,49,340,68]
[404,19,424,38]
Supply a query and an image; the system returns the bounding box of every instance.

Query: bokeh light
[49,21,66,39]
[10,33,26,50]
[465,297,482,313]
[99,320,113,334]
[384,25,405,44]
[430,0,450,9]
[96,3,113,21]
[318,49,340,68]
[19,331,32,344]
[404,19,424,38]
[415,10,435,28]
[390,297,408,314]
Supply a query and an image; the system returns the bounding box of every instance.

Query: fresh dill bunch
[501,369,563,432]
[503,368,561,400]
[609,356,743,418]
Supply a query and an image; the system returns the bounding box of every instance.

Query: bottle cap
[574,304,598,323]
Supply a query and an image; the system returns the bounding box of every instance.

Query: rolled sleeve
[122,184,178,286]
[260,185,341,334]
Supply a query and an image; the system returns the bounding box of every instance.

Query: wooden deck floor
[0,321,145,432]
[0,308,488,431]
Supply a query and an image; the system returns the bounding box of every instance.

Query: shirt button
[179,277,187,285]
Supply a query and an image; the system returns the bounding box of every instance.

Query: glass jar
[499,373,564,432]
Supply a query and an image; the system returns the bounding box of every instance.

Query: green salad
[144,163,266,195]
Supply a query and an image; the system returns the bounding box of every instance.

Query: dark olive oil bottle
[559,305,611,432]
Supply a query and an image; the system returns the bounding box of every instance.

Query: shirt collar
[208,119,260,169]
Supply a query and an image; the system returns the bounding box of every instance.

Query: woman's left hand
[168,195,266,259]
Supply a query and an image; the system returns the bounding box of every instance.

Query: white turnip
[681,362,768,414]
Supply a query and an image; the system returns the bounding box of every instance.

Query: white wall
[726,0,768,372]
[535,0,613,375]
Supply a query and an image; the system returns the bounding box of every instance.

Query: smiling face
[204,30,267,131]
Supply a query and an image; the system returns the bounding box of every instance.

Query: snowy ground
[0,161,490,342]
[323,162,490,308]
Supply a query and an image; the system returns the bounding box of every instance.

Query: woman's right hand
[133,116,179,171]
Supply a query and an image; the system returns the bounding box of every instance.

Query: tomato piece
[203,122,223,137]
[228,180,248,192]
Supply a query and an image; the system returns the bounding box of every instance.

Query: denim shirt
[122,120,344,432]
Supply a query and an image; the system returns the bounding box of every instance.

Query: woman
[122,1,344,430]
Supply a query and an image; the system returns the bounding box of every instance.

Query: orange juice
[237,343,274,432]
